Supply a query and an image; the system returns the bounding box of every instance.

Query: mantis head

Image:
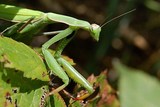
[90,24,101,41]
[89,9,136,41]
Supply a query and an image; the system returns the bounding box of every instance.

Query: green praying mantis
[0,4,135,99]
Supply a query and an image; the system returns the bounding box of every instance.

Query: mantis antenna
[101,9,136,28]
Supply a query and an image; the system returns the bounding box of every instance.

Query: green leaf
[49,93,66,107]
[0,63,46,107]
[0,37,49,81]
[0,66,14,107]
[1,66,47,92]
[0,64,66,107]
[113,60,160,107]
[12,87,47,107]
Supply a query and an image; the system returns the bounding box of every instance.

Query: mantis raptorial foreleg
[42,27,75,95]
[42,26,94,96]
[54,36,94,94]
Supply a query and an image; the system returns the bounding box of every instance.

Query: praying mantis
[0,4,135,100]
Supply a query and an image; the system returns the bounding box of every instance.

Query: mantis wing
[0,4,44,22]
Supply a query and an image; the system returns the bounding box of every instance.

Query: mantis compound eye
[91,24,100,30]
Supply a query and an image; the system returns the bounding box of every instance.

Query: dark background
[1,0,160,84]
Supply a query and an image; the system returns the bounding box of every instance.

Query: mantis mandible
[0,4,135,98]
